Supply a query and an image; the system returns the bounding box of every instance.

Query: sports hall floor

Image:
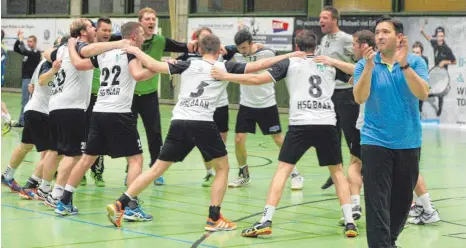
[2,92,466,248]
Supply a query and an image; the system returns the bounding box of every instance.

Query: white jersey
[48,42,93,111]
[169,60,246,121]
[267,56,337,125]
[234,48,276,108]
[316,31,355,89]
[24,59,53,114]
[356,103,365,130]
[184,53,229,108]
[90,49,138,113]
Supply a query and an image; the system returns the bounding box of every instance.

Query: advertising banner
[187,17,295,51]
[398,17,466,126]
[1,18,159,51]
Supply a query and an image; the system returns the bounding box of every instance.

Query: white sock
[4,165,16,181]
[39,180,52,192]
[413,192,422,205]
[291,167,299,177]
[419,193,435,214]
[207,168,215,176]
[51,184,65,199]
[351,195,360,207]
[239,165,248,169]
[124,192,134,200]
[259,205,276,223]
[342,204,354,224]
[1,112,11,123]
[64,184,76,193]
[31,174,42,183]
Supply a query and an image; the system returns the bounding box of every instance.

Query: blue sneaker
[55,201,78,216]
[123,200,153,222]
[154,176,164,185]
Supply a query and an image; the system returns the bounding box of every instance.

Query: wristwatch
[400,63,410,70]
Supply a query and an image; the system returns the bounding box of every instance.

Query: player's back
[172,59,228,121]
[24,59,53,114]
[91,49,137,113]
[49,43,93,111]
[285,56,337,126]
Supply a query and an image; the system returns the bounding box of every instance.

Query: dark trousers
[332,88,360,159]
[131,91,163,167]
[86,94,104,175]
[362,145,420,248]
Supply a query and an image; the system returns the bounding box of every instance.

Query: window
[252,0,306,12]
[35,0,70,14]
[6,0,29,14]
[82,0,125,15]
[332,0,392,12]
[190,0,244,13]
[404,0,466,11]
[134,0,169,13]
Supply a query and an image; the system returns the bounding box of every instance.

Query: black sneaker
[321,176,334,190]
[344,222,359,237]
[241,220,272,237]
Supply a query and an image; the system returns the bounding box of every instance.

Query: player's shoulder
[339,31,353,42]
[256,47,276,56]
[407,53,424,64]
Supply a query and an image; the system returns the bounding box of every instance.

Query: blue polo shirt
[354,53,429,149]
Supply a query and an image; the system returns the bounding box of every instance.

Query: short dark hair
[199,34,221,54]
[322,6,339,21]
[97,17,111,29]
[412,41,424,53]
[28,35,37,43]
[234,29,253,46]
[375,15,404,34]
[121,22,143,38]
[295,29,317,52]
[435,26,445,37]
[195,27,212,40]
[353,30,376,49]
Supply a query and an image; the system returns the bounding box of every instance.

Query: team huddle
[1,6,442,246]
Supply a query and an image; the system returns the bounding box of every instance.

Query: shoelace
[95,174,104,181]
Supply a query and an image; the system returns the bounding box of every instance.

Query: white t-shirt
[24,59,53,114]
[48,42,93,111]
[267,56,337,126]
[90,49,138,113]
[234,48,276,108]
[169,60,246,121]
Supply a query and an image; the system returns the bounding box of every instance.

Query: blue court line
[2,204,217,248]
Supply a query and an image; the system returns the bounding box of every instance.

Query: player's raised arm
[123,46,170,74]
[68,38,94,71]
[212,59,290,86]
[39,60,61,86]
[244,51,305,73]
[79,39,130,58]
[128,55,159,82]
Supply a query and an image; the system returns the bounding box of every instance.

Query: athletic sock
[419,193,435,214]
[51,184,65,199]
[342,204,354,224]
[207,168,215,176]
[209,206,221,221]
[39,180,52,192]
[61,185,76,205]
[4,165,16,181]
[259,205,276,223]
[118,192,133,210]
[239,165,249,178]
[351,195,360,207]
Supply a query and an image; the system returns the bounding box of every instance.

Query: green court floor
[2,92,466,248]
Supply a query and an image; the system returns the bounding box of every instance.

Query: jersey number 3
[101,65,121,87]
[190,81,210,98]
[308,75,322,98]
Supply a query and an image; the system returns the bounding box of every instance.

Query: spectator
[13,30,41,127]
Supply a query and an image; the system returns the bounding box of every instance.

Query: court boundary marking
[191,196,466,248]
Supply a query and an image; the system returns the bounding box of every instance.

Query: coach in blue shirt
[353,16,429,248]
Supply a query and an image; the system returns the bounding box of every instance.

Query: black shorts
[85,112,142,158]
[49,109,86,157]
[350,129,361,159]
[235,105,281,135]
[332,89,360,156]
[159,120,227,163]
[213,105,229,133]
[21,110,50,152]
[279,125,342,166]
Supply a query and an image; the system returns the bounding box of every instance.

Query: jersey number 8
[309,75,322,98]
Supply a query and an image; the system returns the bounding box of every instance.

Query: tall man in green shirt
[124,7,196,186]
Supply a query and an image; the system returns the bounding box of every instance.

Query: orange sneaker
[106,201,124,227]
[19,188,38,200]
[205,215,237,231]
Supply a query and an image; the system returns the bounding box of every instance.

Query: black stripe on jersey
[267,59,290,82]
[39,61,52,76]
[90,56,99,68]
[127,54,136,63]
[76,41,89,58]
[168,60,191,75]
[224,61,246,74]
